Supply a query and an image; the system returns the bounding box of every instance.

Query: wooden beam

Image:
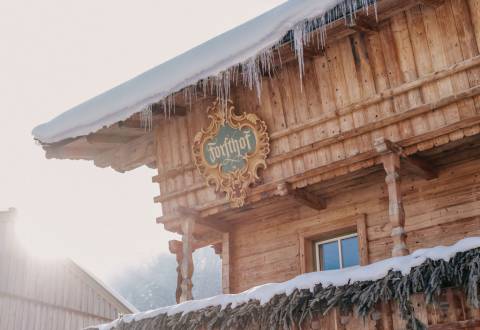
[93,132,155,172]
[86,134,133,145]
[193,231,223,248]
[374,138,437,180]
[419,0,445,8]
[275,182,326,210]
[356,215,369,266]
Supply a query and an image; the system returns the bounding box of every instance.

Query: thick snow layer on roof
[94,236,480,330]
[32,0,359,144]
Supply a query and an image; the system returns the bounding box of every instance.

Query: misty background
[1,0,285,310]
[112,248,221,310]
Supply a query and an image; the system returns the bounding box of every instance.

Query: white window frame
[315,233,358,271]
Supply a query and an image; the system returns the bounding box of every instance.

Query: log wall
[229,151,480,292]
[153,0,480,218]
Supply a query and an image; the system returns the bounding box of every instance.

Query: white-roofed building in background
[0,208,137,330]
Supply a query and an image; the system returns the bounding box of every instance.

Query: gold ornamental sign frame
[192,100,270,207]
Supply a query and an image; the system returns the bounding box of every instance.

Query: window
[315,233,359,271]
[298,214,368,274]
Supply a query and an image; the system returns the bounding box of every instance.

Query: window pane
[320,241,340,270]
[341,236,360,268]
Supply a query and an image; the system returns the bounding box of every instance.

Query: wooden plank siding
[150,0,480,294]
[153,0,480,217]
[228,150,480,292]
[0,211,133,330]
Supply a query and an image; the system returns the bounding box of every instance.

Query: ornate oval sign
[192,100,270,207]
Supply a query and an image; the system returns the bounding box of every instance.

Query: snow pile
[32,0,375,144]
[94,237,480,330]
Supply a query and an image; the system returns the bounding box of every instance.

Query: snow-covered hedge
[90,237,480,330]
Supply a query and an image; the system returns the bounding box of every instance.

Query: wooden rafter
[93,132,156,172]
[86,134,134,145]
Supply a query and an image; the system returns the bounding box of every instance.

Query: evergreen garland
[95,247,480,330]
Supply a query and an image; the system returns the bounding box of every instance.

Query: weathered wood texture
[153,0,480,221]
[228,151,480,293]
[148,0,480,298]
[0,211,133,330]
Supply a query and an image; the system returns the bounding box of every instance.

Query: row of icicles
[139,0,377,130]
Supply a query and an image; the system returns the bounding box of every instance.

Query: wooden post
[381,152,409,257]
[179,215,195,302]
[168,240,183,303]
[221,232,231,294]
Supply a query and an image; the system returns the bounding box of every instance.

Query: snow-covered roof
[32,0,374,144]
[92,236,480,330]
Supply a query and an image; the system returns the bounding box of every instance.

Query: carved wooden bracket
[176,206,229,233]
[275,182,326,211]
[348,15,379,33]
[374,138,437,180]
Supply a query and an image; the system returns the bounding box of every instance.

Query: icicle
[241,57,262,102]
[137,0,378,119]
[140,105,152,131]
[293,21,308,89]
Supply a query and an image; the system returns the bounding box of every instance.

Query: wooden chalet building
[0,208,137,330]
[33,0,480,328]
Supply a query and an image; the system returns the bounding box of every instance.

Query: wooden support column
[179,214,195,303]
[168,240,183,303]
[374,137,437,256]
[213,232,231,294]
[380,152,409,257]
[221,232,231,294]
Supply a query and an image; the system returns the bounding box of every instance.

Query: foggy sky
[0,0,284,281]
